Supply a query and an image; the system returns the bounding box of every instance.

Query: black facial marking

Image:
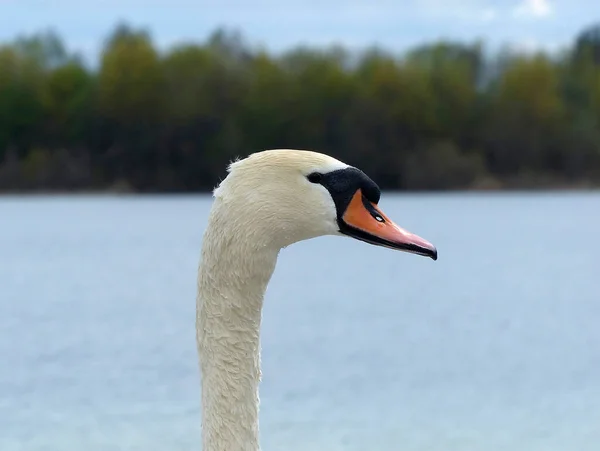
[307,167,381,222]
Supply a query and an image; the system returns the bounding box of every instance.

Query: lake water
[1,193,599,451]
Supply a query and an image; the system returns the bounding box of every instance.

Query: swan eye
[307,173,322,184]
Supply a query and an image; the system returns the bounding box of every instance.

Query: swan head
[212,149,437,260]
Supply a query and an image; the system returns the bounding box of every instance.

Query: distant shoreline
[2,173,600,196]
[2,185,599,196]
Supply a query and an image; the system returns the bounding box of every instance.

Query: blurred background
[1,1,600,450]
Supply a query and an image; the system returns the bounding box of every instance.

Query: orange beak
[340,190,437,260]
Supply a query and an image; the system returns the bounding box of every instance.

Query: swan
[196,149,437,451]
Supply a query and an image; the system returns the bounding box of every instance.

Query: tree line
[1,23,600,192]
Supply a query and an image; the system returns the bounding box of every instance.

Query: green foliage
[41,61,93,146]
[98,25,164,124]
[1,23,600,192]
[0,46,44,159]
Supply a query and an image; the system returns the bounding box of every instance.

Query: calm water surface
[1,193,599,451]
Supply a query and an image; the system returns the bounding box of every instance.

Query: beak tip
[429,247,438,261]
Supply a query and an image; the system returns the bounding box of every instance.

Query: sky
[1,0,597,63]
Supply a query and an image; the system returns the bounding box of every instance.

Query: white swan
[196,149,437,451]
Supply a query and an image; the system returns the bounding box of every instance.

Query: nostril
[362,194,386,223]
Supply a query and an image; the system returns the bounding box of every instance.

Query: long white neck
[196,202,279,451]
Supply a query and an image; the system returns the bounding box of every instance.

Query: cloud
[513,0,553,18]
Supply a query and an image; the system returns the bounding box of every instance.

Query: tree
[97,24,164,124]
[483,53,566,175]
[0,46,44,159]
[96,24,165,188]
[41,61,93,147]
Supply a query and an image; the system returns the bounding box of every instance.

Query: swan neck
[196,224,278,451]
